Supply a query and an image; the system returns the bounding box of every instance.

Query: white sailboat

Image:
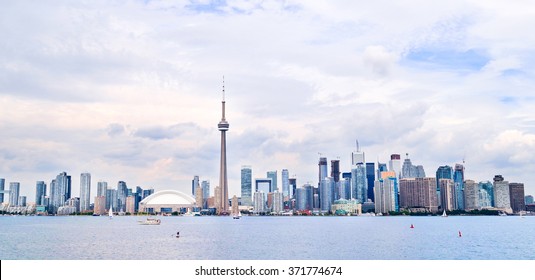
[109,207,113,219]
[233,211,242,219]
[442,210,447,217]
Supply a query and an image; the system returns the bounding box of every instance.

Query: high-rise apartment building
[281,169,289,198]
[493,175,512,213]
[253,191,266,214]
[374,171,398,214]
[289,178,297,199]
[453,164,464,210]
[35,181,46,206]
[9,182,20,206]
[509,183,525,213]
[399,177,438,213]
[255,178,272,194]
[192,175,199,197]
[241,166,252,206]
[97,181,108,198]
[50,172,71,213]
[117,181,128,212]
[0,178,5,203]
[439,178,455,211]
[272,190,284,214]
[366,162,375,202]
[94,196,106,215]
[463,180,479,211]
[80,173,91,212]
[319,177,334,214]
[201,180,210,209]
[478,181,493,208]
[318,157,328,188]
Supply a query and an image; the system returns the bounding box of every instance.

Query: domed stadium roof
[140,190,195,206]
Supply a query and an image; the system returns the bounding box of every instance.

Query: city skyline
[2,1,535,199]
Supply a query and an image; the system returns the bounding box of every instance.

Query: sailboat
[233,211,242,219]
[442,210,448,217]
[109,207,113,219]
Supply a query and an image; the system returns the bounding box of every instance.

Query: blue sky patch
[403,48,489,72]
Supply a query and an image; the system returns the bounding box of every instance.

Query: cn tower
[217,78,229,214]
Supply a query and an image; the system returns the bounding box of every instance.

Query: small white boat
[138,217,161,225]
[499,212,507,216]
[233,212,242,219]
[109,207,113,219]
[442,210,448,217]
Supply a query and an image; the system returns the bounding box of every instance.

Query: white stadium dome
[138,190,195,213]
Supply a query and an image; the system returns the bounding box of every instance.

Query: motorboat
[138,217,161,225]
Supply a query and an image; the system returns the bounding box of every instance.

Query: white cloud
[1,0,535,199]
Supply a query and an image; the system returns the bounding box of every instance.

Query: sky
[2,0,535,201]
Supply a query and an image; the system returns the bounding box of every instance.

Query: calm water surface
[1,215,534,260]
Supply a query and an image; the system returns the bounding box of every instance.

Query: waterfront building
[493,175,512,213]
[0,178,4,203]
[9,182,20,206]
[526,195,534,205]
[399,177,438,213]
[318,157,328,188]
[478,181,493,208]
[241,166,252,206]
[436,166,452,208]
[217,81,230,215]
[138,190,195,214]
[255,178,272,194]
[452,164,464,210]
[106,189,118,211]
[351,163,367,203]
[201,180,210,208]
[253,191,266,214]
[267,171,278,192]
[463,180,479,211]
[366,162,375,202]
[50,172,71,213]
[374,171,398,214]
[117,181,128,212]
[439,179,455,211]
[126,196,136,214]
[319,177,335,214]
[97,181,108,198]
[388,154,401,179]
[35,181,46,206]
[94,196,106,215]
[272,190,284,214]
[509,183,525,213]
[80,173,91,213]
[331,199,362,215]
[281,169,289,198]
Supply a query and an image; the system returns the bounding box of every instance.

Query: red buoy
[410,224,414,228]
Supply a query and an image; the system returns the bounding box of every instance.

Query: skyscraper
[330,160,340,183]
[478,181,493,208]
[201,180,210,209]
[366,162,375,202]
[463,180,479,211]
[351,163,367,203]
[35,181,46,206]
[9,182,20,206]
[453,164,464,210]
[97,181,108,198]
[318,157,328,187]
[80,173,91,213]
[0,178,5,203]
[267,171,278,191]
[351,140,365,165]
[388,154,401,179]
[436,165,452,208]
[192,175,199,197]
[399,177,438,213]
[255,178,272,193]
[281,169,289,198]
[439,179,455,211]
[50,172,71,213]
[117,181,128,212]
[289,178,297,199]
[319,177,334,214]
[241,166,252,206]
[376,162,388,179]
[374,171,398,214]
[217,80,230,215]
[509,183,525,213]
[493,175,512,213]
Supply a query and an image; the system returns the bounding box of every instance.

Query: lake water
[1,215,534,260]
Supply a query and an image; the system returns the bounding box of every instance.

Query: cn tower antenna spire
[222,75,225,101]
